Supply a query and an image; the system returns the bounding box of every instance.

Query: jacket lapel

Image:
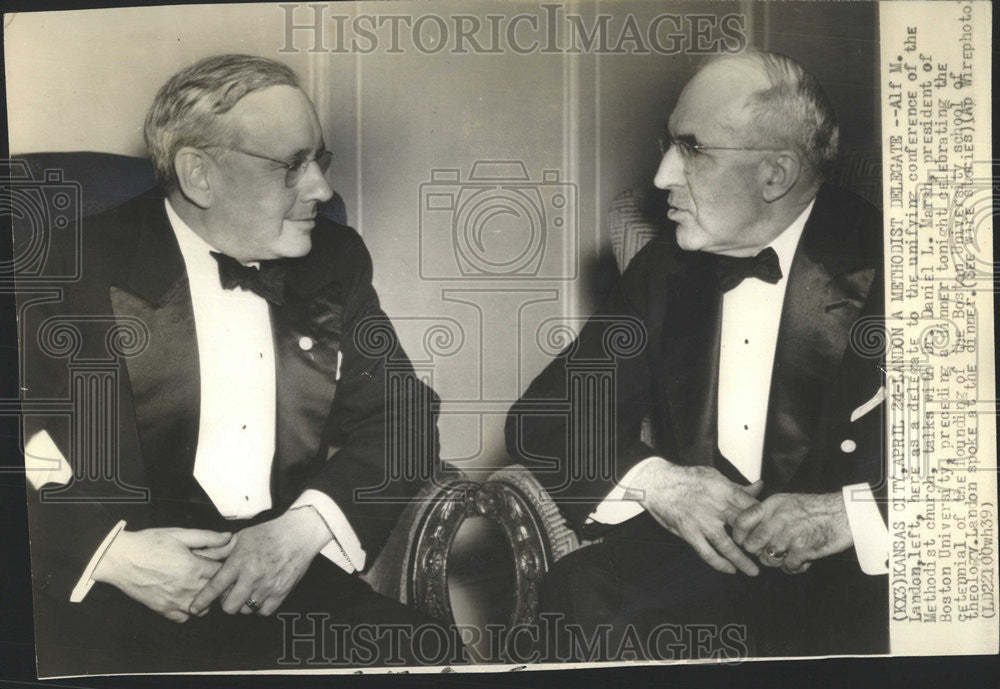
[270,288,344,506]
[108,197,204,517]
[658,256,723,467]
[269,230,347,506]
[761,186,878,487]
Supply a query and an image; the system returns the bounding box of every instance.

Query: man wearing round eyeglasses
[21,54,450,673]
[165,82,335,263]
[508,50,887,659]
[655,54,827,258]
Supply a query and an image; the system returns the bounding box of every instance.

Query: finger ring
[245,598,262,611]
[765,547,787,560]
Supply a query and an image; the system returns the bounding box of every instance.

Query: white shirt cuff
[24,430,73,490]
[291,489,366,573]
[586,456,662,525]
[843,483,888,575]
[69,520,127,603]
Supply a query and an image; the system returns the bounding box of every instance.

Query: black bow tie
[713,247,783,292]
[210,252,286,305]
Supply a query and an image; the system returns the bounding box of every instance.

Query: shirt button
[840,439,857,453]
[298,336,314,351]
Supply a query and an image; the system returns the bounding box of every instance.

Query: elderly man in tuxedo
[20,54,449,674]
[506,50,889,660]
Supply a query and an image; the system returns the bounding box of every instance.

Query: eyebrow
[289,142,328,163]
[674,133,701,148]
[662,123,701,148]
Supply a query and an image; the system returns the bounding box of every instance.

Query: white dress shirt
[169,200,277,519]
[25,199,365,602]
[716,200,810,482]
[588,200,889,574]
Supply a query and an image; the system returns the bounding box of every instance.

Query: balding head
[654,50,837,255]
[669,55,772,155]
[695,51,840,179]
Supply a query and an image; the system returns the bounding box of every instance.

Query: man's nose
[653,147,685,190]
[300,159,334,203]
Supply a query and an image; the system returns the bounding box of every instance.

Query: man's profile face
[653,60,773,257]
[208,85,333,262]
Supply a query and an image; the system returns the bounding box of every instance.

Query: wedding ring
[765,547,787,560]
[245,598,262,611]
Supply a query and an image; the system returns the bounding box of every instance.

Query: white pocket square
[851,385,886,423]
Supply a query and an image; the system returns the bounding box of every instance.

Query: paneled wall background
[9,0,876,475]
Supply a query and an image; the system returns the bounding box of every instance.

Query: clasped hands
[93,506,333,623]
[633,458,853,576]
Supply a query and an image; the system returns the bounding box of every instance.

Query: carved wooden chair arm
[364,464,591,630]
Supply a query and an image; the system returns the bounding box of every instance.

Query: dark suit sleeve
[18,238,137,601]
[304,235,440,562]
[505,245,662,529]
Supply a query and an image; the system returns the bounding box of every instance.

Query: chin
[275,237,313,259]
[674,226,703,252]
[274,223,315,258]
[288,240,313,258]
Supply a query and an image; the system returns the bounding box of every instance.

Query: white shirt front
[716,200,811,482]
[166,200,277,519]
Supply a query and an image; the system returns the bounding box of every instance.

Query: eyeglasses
[219,146,333,187]
[659,133,779,162]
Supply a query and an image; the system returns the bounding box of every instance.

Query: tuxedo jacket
[20,191,440,601]
[506,184,886,532]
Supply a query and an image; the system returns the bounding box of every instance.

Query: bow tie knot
[211,252,286,305]
[713,247,783,292]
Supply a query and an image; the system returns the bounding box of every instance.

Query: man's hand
[731,492,853,574]
[93,528,233,623]
[189,506,333,617]
[633,458,764,576]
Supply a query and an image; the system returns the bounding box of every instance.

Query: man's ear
[761,150,802,203]
[174,147,214,209]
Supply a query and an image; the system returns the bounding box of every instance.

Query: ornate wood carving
[404,465,587,630]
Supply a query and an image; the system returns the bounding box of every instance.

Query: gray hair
[143,54,300,192]
[703,50,840,178]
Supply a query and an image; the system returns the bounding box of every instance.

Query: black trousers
[538,512,888,662]
[33,556,463,676]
